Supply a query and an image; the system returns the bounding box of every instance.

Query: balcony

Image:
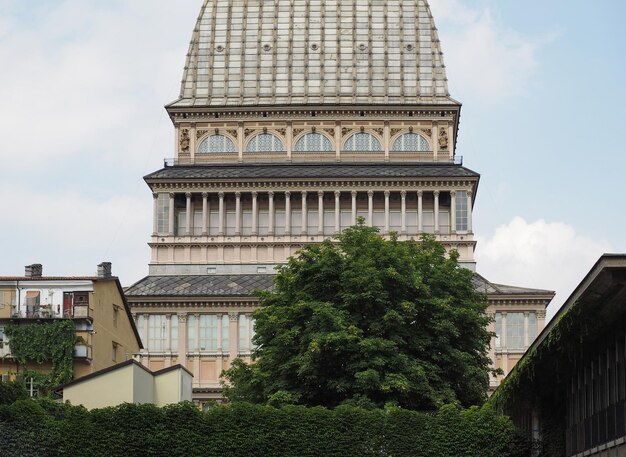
[164,153,463,166]
[10,304,91,321]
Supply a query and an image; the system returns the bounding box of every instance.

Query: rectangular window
[506,313,524,349]
[528,312,537,342]
[225,211,236,236]
[242,211,253,235]
[258,210,269,236]
[340,210,352,230]
[112,342,118,362]
[25,291,40,318]
[209,210,219,235]
[222,315,230,350]
[456,191,468,232]
[406,210,418,234]
[495,313,502,348]
[156,194,170,235]
[193,210,203,235]
[187,315,196,351]
[372,211,384,230]
[171,315,179,352]
[389,211,401,232]
[198,315,219,350]
[239,314,251,352]
[307,210,318,234]
[147,315,166,351]
[291,210,302,233]
[323,209,334,235]
[422,211,434,233]
[275,210,286,235]
[112,305,119,328]
[176,211,187,236]
[439,211,450,234]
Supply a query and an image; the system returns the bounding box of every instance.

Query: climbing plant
[4,320,79,392]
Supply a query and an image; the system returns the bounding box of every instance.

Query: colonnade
[153,189,472,237]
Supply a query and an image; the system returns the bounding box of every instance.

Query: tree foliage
[223,223,495,409]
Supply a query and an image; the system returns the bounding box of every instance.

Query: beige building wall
[84,280,141,376]
[61,361,192,409]
[63,363,136,409]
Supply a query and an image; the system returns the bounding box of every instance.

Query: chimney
[25,264,42,278]
[97,262,112,278]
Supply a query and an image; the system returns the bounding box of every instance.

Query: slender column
[178,313,187,366]
[335,122,341,161]
[400,190,406,234]
[433,190,440,234]
[384,190,390,233]
[268,191,275,235]
[317,191,324,234]
[238,122,244,162]
[218,192,225,236]
[229,312,239,357]
[201,192,208,235]
[450,190,457,234]
[334,191,341,233]
[301,192,308,235]
[501,312,508,349]
[524,312,530,348]
[185,193,192,235]
[285,191,291,235]
[168,193,175,236]
[351,191,357,225]
[165,314,171,351]
[142,314,149,351]
[194,314,200,352]
[152,193,158,235]
[384,121,390,161]
[287,122,293,161]
[417,190,423,232]
[367,191,374,226]
[251,191,258,235]
[467,190,473,233]
[217,314,223,351]
[235,192,242,235]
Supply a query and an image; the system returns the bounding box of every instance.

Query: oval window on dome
[343,132,382,152]
[198,135,237,153]
[294,133,333,152]
[392,133,430,152]
[246,133,284,153]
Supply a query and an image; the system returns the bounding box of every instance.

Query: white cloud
[476,217,613,320]
[429,0,552,102]
[0,184,151,286]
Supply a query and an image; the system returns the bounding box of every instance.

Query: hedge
[0,400,528,457]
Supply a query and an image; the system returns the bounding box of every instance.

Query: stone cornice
[147,179,479,192]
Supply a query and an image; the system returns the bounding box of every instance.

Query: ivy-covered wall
[3,320,78,391]
[0,400,529,457]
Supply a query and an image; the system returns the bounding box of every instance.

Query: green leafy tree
[222,222,496,410]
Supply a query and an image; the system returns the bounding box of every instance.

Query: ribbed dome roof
[171,0,454,108]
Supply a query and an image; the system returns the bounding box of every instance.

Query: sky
[0,0,624,320]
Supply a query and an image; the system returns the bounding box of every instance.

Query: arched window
[392,133,430,152]
[198,135,237,153]
[294,133,333,152]
[343,132,382,152]
[245,133,284,152]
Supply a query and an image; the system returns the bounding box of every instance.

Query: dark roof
[471,273,555,296]
[0,276,99,281]
[126,272,550,299]
[125,274,275,297]
[145,163,479,181]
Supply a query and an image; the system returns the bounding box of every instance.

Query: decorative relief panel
[197,129,210,140]
[179,129,190,153]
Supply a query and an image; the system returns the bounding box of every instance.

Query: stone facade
[125,0,553,406]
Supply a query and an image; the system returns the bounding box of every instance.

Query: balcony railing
[164,153,463,166]
[11,304,90,320]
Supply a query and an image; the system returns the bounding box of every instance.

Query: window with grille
[392,133,430,151]
[294,133,333,152]
[198,135,236,153]
[506,313,524,349]
[245,133,284,152]
[343,132,382,151]
[156,194,170,235]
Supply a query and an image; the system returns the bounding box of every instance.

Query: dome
[171,0,454,108]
